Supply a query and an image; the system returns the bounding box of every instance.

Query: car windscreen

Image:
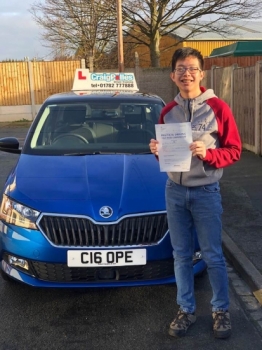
[22,99,164,155]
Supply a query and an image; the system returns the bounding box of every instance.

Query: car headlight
[0,194,40,229]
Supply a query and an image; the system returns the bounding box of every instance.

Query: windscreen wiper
[136,151,153,154]
[63,151,132,156]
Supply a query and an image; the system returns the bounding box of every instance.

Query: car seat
[117,112,155,143]
[54,105,96,143]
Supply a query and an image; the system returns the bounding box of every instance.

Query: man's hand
[149,139,159,156]
[190,141,207,159]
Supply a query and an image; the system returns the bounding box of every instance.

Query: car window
[24,99,164,155]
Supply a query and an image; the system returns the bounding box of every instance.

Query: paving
[220,150,262,303]
[219,149,262,333]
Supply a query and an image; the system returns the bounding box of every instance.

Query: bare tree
[30,0,117,67]
[121,0,262,67]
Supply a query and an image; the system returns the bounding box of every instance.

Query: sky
[0,1,51,61]
[1,1,262,62]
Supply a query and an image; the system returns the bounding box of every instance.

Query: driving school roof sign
[72,69,139,92]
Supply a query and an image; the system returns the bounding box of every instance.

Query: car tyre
[0,269,15,282]
[195,267,207,278]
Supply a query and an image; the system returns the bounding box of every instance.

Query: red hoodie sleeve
[158,101,177,124]
[203,98,241,168]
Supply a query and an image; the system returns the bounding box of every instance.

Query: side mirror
[0,137,21,154]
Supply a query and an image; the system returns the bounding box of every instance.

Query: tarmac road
[0,123,262,349]
[0,274,262,350]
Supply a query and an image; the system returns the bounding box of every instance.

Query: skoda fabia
[0,70,206,287]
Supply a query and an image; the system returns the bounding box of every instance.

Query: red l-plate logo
[78,71,87,80]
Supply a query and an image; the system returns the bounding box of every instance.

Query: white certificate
[155,123,192,172]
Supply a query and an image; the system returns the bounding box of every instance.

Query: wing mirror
[0,137,21,154]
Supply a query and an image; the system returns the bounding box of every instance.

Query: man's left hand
[190,141,207,159]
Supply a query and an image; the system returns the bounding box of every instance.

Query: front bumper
[0,221,206,288]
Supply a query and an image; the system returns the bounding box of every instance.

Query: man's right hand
[149,139,159,156]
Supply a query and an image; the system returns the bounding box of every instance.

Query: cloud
[0,0,51,60]
[1,12,20,17]
[1,0,31,15]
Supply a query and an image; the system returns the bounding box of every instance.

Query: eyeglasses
[173,67,202,75]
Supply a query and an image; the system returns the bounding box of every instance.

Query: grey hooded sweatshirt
[158,87,241,187]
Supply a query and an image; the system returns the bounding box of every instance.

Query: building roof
[171,21,262,41]
[209,40,262,57]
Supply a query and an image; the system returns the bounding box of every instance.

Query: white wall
[0,105,42,122]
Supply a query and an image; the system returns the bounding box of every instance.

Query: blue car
[0,71,206,287]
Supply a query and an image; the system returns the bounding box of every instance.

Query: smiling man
[149,47,241,339]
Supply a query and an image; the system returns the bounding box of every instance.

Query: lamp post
[116,0,124,72]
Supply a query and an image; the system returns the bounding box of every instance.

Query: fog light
[8,255,29,270]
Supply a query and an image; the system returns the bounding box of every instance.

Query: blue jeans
[165,178,229,314]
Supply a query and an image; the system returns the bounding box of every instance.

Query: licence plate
[67,249,147,267]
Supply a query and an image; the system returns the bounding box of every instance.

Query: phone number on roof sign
[91,83,134,89]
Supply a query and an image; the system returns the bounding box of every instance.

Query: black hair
[171,47,204,71]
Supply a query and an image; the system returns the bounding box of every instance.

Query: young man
[149,47,241,339]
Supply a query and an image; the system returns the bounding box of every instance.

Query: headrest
[63,105,86,124]
[125,113,146,124]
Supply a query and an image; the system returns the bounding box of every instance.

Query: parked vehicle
[0,70,206,287]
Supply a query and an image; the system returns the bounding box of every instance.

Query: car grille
[38,214,168,247]
[29,259,174,283]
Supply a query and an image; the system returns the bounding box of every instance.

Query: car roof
[44,91,164,105]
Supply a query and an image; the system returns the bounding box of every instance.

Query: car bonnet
[6,154,167,221]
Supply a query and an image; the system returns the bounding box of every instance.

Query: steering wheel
[53,133,89,144]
